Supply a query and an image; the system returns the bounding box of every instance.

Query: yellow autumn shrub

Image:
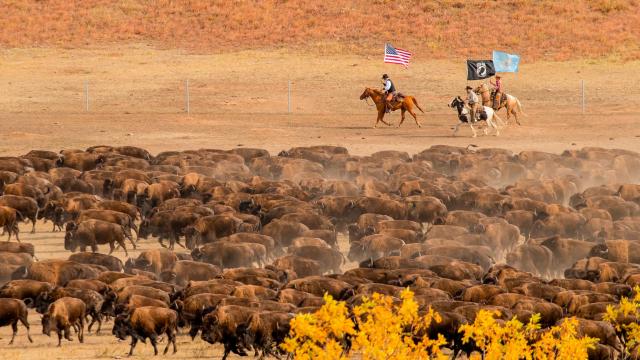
[351,288,448,360]
[281,293,355,360]
[283,289,599,360]
[460,309,597,360]
[603,285,640,358]
[282,288,447,360]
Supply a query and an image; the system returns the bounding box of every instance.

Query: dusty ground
[0,45,639,157]
[0,45,639,358]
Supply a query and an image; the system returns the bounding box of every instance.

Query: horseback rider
[466,86,480,122]
[490,75,503,109]
[381,74,396,113]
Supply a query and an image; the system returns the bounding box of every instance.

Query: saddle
[491,90,507,108]
[392,93,405,103]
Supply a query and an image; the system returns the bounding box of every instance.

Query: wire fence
[2,77,639,116]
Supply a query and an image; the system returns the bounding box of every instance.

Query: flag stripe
[384,43,412,66]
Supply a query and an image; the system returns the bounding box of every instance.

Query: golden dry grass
[1,0,640,60]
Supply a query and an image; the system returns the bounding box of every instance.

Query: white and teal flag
[492,50,520,72]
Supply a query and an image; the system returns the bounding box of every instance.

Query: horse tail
[412,97,425,113]
[516,98,526,116]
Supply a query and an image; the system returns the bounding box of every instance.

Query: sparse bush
[593,0,630,13]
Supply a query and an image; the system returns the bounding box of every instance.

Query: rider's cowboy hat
[382,74,389,79]
[465,86,473,90]
[495,75,502,78]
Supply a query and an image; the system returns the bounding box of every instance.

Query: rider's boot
[493,93,501,110]
[385,101,391,113]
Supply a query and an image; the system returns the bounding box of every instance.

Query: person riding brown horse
[381,74,396,113]
[474,83,524,125]
[490,75,503,110]
[360,87,424,128]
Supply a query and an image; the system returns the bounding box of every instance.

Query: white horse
[448,96,504,137]
[475,83,525,125]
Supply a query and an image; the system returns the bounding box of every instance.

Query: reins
[362,89,381,107]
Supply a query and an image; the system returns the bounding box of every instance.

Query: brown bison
[41,297,86,346]
[65,220,132,256]
[0,298,33,344]
[159,260,222,287]
[112,306,178,355]
[0,195,38,233]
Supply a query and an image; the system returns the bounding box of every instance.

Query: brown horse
[359,88,424,128]
[475,83,524,125]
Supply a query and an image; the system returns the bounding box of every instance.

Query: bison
[0,298,33,344]
[113,306,178,355]
[41,297,86,346]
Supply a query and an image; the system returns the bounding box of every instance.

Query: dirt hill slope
[1,0,639,60]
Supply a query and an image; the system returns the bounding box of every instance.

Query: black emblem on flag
[467,60,496,80]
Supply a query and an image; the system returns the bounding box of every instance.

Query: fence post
[185,80,190,114]
[287,80,291,114]
[84,80,89,112]
[581,79,585,114]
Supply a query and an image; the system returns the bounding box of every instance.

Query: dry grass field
[1,0,640,60]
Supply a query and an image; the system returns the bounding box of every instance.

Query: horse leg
[512,107,521,125]
[469,123,477,138]
[453,122,461,136]
[398,108,406,128]
[408,107,421,127]
[373,108,382,128]
[488,117,499,136]
[493,114,504,134]
[378,110,392,127]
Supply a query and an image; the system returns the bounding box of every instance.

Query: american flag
[384,43,412,67]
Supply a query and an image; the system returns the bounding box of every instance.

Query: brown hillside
[1,0,640,60]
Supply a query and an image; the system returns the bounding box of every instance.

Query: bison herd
[0,144,639,358]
